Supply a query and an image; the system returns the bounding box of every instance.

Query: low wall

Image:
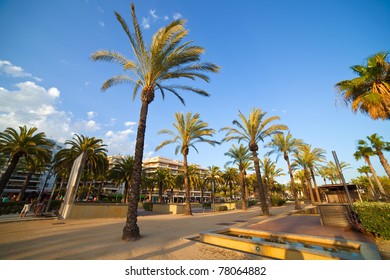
[152,203,186,214]
[64,203,128,219]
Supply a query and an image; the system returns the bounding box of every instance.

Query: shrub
[143,202,153,211]
[353,202,390,240]
[215,205,228,212]
[248,200,257,207]
[202,202,211,209]
[0,201,25,215]
[271,194,286,206]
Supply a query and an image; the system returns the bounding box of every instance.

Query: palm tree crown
[335,52,390,120]
[0,126,53,195]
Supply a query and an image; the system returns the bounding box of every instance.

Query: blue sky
[1,0,389,183]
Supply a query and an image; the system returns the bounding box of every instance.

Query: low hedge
[143,202,153,211]
[215,205,228,212]
[0,201,25,215]
[271,195,286,206]
[353,202,390,240]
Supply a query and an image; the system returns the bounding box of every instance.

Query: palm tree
[260,157,285,202]
[224,144,253,210]
[221,108,288,215]
[0,126,53,196]
[54,134,108,189]
[107,156,134,203]
[222,167,239,201]
[357,165,379,201]
[156,112,218,215]
[266,132,304,210]
[91,4,219,241]
[366,133,390,177]
[335,52,390,120]
[16,156,49,201]
[204,165,224,206]
[326,160,351,184]
[354,140,387,198]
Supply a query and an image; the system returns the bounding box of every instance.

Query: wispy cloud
[140,10,183,29]
[173,13,182,20]
[142,17,150,29]
[0,60,42,82]
[99,21,105,27]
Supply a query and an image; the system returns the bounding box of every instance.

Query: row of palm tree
[1,2,388,243]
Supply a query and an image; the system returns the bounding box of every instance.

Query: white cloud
[173,13,182,20]
[164,16,169,21]
[0,60,42,82]
[150,9,158,19]
[124,121,136,126]
[87,111,96,119]
[97,6,104,14]
[99,21,105,27]
[103,128,136,155]
[142,17,150,29]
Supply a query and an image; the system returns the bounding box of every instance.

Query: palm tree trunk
[305,168,316,205]
[252,151,269,215]
[365,155,387,198]
[0,154,22,196]
[17,172,33,201]
[365,172,379,201]
[285,155,301,210]
[123,100,150,241]
[240,169,247,210]
[183,153,192,215]
[310,168,321,203]
[376,150,390,178]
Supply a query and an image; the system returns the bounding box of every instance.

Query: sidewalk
[0,204,379,260]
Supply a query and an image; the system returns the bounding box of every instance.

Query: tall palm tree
[54,134,108,186]
[357,165,379,201]
[354,140,387,198]
[0,126,53,196]
[266,132,304,210]
[156,112,218,215]
[221,108,288,215]
[222,167,239,201]
[107,155,134,203]
[335,52,390,120]
[366,133,390,177]
[224,144,253,210]
[16,156,49,201]
[204,165,224,206]
[260,157,285,202]
[91,4,219,241]
[326,160,351,184]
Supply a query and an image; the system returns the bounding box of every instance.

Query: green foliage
[248,200,257,207]
[353,202,390,240]
[0,201,25,215]
[215,205,228,211]
[202,202,211,208]
[143,202,153,211]
[271,194,286,206]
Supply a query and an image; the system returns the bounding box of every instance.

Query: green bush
[143,202,153,211]
[215,205,228,212]
[248,200,257,207]
[271,194,286,206]
[202,202,211,209]
[353,202,390,240]
[0,201,25,215]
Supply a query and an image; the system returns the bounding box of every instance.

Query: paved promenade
[0,204,377,260]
